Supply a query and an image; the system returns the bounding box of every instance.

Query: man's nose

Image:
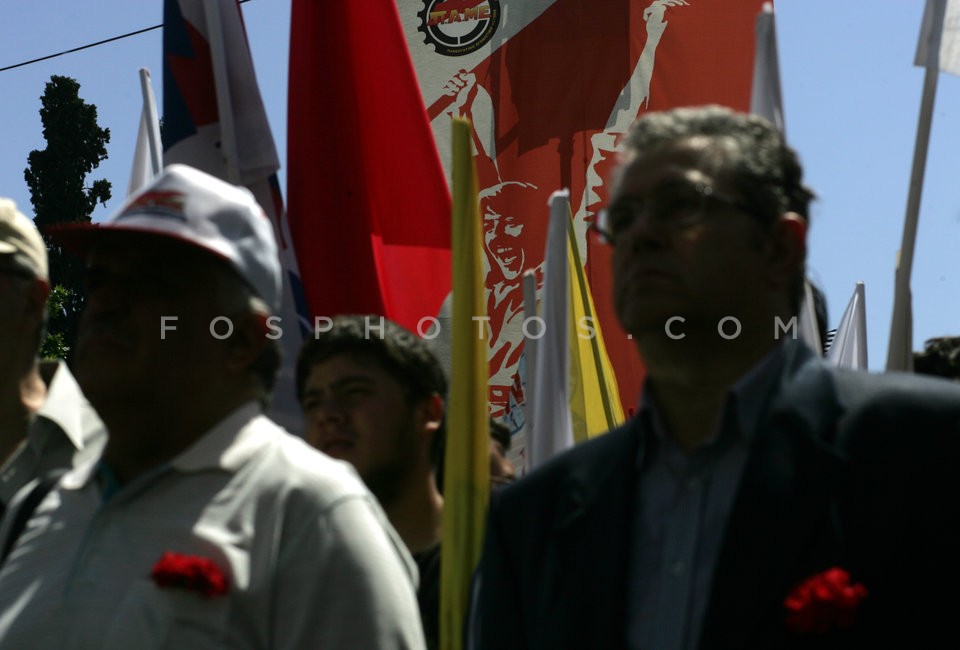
[308,396,347,423]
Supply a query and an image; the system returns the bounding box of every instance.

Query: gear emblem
[417,0,501,57]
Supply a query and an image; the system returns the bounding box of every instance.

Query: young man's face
[300,353,424,503]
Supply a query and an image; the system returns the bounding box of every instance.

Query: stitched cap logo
[118,191,188,222]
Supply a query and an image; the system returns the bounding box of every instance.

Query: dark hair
[625,105,814,219]
[209,260,282,406]
[624,105,815,311]
[296,315,448,467]
[489,417,511,450]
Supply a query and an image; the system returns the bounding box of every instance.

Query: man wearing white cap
[0,165,426,649]
[0,197,106,523]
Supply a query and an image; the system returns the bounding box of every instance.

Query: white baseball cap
[0,197,48,281]
[49,164,282,311]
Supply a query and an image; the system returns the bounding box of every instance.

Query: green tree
[38,285,72,360]
[24,75,112,357]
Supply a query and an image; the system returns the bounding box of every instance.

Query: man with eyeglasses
[0,197,105,527]
[472,105,960,649]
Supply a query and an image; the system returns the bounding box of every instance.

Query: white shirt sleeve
[273,493,426,650]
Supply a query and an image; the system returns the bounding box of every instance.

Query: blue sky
[1,1,958,371]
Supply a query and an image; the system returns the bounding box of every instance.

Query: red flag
[287,0,452,332]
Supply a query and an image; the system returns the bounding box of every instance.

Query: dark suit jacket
[475,341,960,649]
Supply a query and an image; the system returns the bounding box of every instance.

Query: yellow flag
[567,212,625,442]
[440,117,490,650]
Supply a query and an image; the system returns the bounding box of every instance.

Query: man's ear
[767,212,807,289]
[413,393,445,465]
[419,393,445,433]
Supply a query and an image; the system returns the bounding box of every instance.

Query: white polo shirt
[0,402,425,649]
[0,361,107,511]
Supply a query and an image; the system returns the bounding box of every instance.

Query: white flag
[749,2,785,133]
[527,191,573,471]
[797,280,823,355]
[916,0,960,75]
[128,113,153,197]
[127,68,162,196]
[828,282,868,370]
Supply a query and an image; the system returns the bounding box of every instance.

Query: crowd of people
[2,106,960,649]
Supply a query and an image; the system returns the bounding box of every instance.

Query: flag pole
[749,2,785,133]
[886,0,947,371]
[138,68,163,176]
[203,0,241,184]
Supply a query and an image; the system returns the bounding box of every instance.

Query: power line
[0,25,161,73]
[0,0,252,74]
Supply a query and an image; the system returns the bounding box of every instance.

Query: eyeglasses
[592,181,756,246]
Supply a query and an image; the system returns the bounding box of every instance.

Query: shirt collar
[32,360,101,452]
[170,401,271,473]
[636,342,787,462]
[62,401,272,492]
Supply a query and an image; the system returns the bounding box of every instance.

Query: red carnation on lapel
[151,551,229,598]
[785,567,867,634]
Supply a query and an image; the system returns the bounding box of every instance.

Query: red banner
[401,0,767,422]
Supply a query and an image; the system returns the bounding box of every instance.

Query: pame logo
[418,0,500,57]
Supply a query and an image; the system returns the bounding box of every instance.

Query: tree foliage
[24,75,111,357]
[38,284,73,360]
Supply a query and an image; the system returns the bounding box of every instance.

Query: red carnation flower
[150,551,229,598]
[784,567,867,634]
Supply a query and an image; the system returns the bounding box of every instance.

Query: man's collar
[170,401,270,473]
[62,401,272,492]
[636,342,788,455]
[34,360,100,452]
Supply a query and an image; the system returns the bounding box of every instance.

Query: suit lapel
[537,420,641,649]
[700,342,849,650]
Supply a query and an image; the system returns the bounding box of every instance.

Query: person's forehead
[86,235,216,270]
[307,351,398,388]
[613,136,731,194]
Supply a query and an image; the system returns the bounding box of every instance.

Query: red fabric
[784,567,868,634]
[151,551,229,598]
[287,0,452,332]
